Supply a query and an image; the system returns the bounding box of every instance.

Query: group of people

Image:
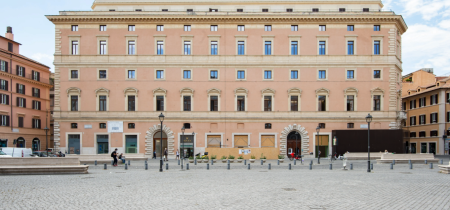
[152,148,169,161]
[110,148,126,167]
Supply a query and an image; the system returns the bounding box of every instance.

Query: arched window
[16,137,25,148]
[153,88,167,111]
[95,87,110,111]
[315,88,330,111]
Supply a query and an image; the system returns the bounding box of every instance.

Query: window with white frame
[71,41,78,55]
[156,70,164,79]
[184,25,191,31]
[183,70,191,79]
[318,95,326,111]
[237,25,245,31]
[71,70,78,79]
[32,100,41,110]
[100,41,107,55]
[373,95,381,111]
[419,115,426,125]
[17,97,26,108]
[0,60,7,72]
[237,70,245,79]
[291,70,298,79]
[264,25,272,31]
[157,41,164,55]
[318,70,326,79]
[264,70,272,79]
[291,25,298,31]
[128,25,135,31]
[373,70,381,79]
[100,25,107,31]
[71,95,78,111]
[210,25,218,31]
[128,41,136,55]
[0,94,9,105]
[128,70,136,79]
[184,41,191,55]
[237,41,245,55]
[291,41,298,55]
[99,96,107,111]
[431,113,438,123]
[71,25,78,31]
[99,70,107,79]
[347,70,354,79]
[264,41,272,55]
[157,25,164,31]
[211,41,218,55]
[319,25,326,31]
[210,70,218,79]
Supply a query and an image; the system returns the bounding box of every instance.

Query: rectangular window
[237,70,245,79]
[156,96,164,111]
[264,96,272,111]
[184,41,191,55]
[363,8,369,12]
[99,70,107,79]
[210,96,218,111]
[99,25,107,31]
[211,41,218,55]
[71,123,78,129]
[319,41,326,55]
[209,8,218,12]
[319,25,326,31]
[430,130,438,137]
[1,60,8,72]
[419,115,426,125]
[291,41,298,55]
[410,132,416,137]
[32,88,40,98]
[262,9,269,12]
[100,41,107,55]
[128,25,135,31]
[157,25,164,31]
[347,70,354,79]
[187,9,193,12]
[238,41,245,55]
[419,132,426,138]
[312,8,319,12]
[237,25,245,31]
[0,94,9,105]
[184,25,191,31]
[71,25,78,31]
[128,70,135,79]
[431,113,438,123]
[374,25,380,31]
[264,70,272,79]
[156,70,164,79]
[410,116,416,126]
[71,70,78,79]
[237,9,243,12]
[347,41,354,55]
[0,115,9,126]
[135,9,142,11]
[291,25,298,31]
[347,95,354,111]
[72,41,78,55]
[17,84,25,94]
[347,123,354,128]
[347,25,354,31]
[100,123,106,129]
[18,117,23,128]
[128,123,135,129]
[291,70,298,79]
[128,95,135,111]
[373,95,381,111]
[318,96,326,111]
[291,96,298,111]
[264,41,272,55]
[210,70,218,79]
[32,70,39,80]
[374,41,380,55]
[128,41,135,55]
[210,25,218,31]
[430,94,438,105]
[32,101,41,110]
[99,96,107,111]
[0,80,8,91]
[157,41,164,55]
[237,96,245,111]
[17,97,26,108]
[374,70,381,79]
[339,8,346,12]
[8,43,13,52]
[183,70,191,79]
[264,25,272,31]
[183,96,191,111]
[32,119,41,129]
[318,70,326,79]
[71,95,78,111]
[17,66,25,77]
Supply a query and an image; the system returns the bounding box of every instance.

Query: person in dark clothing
[164,148,168,161]
[111,148,118,166]
[153,150,156,159]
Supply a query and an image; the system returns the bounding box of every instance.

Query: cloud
[382,0,394,10]
[400,0,450,20]
[438,19,450,29]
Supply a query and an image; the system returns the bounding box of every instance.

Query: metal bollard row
[125,164,128,170]
[186,163,189,170]
[350,163,353,170]
[207,163,209,170]
[430,163,433,169]
[166,163,168,170]
[268,163,271,170]
[390,163,393,170]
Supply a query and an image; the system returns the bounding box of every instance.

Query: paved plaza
[2,157,450,210]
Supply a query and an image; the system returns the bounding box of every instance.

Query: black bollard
[145,160,147,165]
[268,163,271,170]
[227,160,230,165]
[408,160,411,165]
[392,160,395,165]
[289,163,291,170]
[425,160,428,165]
[370,163,373,170]
[248,164,251,170]
[309,163,312,170]
[145,163,148,170]
[244,160,247,165]
[430,163,433,169]
[310,160,313,165]
[294,159,296,165]
[227,163,230,170]
[410,163,413,169]
[329,164,332,170]
[104,163,107,170]
[186,163,189,170]
[95,160,97,166]
[178,160,180,165]
[211,159,213,165]
[350,163,353,170]
[111,160,114,166]
[390,163,393,170]
[207,163,209,170]
[261,160,263,165]
[166,163,168,170]
[440,159,443,164]
[125,164,128,170]
[194,159,197,165]
[277,160,280,165]
[128,160,130,166]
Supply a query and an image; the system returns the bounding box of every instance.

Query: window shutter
[38,119,41,129]
[16,65,19,75]
[23,98,26,108]
[32,119,35,128]
[436,114,438,122]
[23,85,25,95]
[424,97,426,106]
[424,115,426,124]
[5,62,8,73]
[5,95,9,105]
[430,114,432,123]
[38,102,41,110]
[38,72,40,81]
[32,70,34,80]
[4,80,7,91]
[419,99,422,108]
[0,115,2,125]
[436,94,438,104]
[38,89,40,98]
[32,88,34,96]
[23,67,25,76]
[6,116,9,126]
[32,100,35,109]
[16,83,19,93]
[16,97,19,106]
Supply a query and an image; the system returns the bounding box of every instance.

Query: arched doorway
[286,131,301,157]
[153,131,167,158]
[32,138,40,151]
[17,137,25,148]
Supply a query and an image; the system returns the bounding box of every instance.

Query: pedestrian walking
[153,150,156,159]
[164,148,168,161]
[111,148,118,166]
[176,149,180,160]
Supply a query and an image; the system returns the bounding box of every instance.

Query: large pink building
[46,0,407,159]
[0,27,53,151]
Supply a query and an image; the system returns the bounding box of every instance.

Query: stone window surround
[316,35,329,55]
[371,87,384,111]
[180,87,194,111]
[208,35,221,55]
[209,69,220,81]
[235,68,247,81]
[234,87,248,111]
[289,69,300,81]
[126,69,137,80]
[124,87,138,111]
[123,133,140,154]
[232,133,251,148]
[125,35,138,55]
[153,87,167,111]
[287,87,302,111]
[344,87,358,111]
[96,35,109,55]
[181,35,194,55]
[153,35,166,55]
[95,87,110,111]
[372,35,384,55]
[262,35,275,55]
[312,132,332,157]
[65,132,83,154]
[288,35,301,55]
[259,133,277,148]
[94,133,111,154]
[262,69,274,81]
[68,35,80,55]
[204,133,224,148]
[181,69,193,81]
[67,87,81,111]
[68,69,80,81]
[261,88,275,111]
[346,68,357,81]
[372,68,383,80]
[317,68,328,81]
[207,88,221,112]
[97,68,108,80]
[235,35,247,55]
[345,35,358,55]
[154,69,165,81]
[315,87,330,111]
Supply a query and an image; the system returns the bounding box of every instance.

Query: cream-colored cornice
[46,16,408,34]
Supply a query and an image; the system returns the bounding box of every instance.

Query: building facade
[0,27,53,151]
[402,71,450,155]
[46,0,407,159]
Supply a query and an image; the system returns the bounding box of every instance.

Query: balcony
[0,70,51,85]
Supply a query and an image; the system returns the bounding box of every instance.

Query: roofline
[0,35,22,45]
[0,49,50,69]
[402,86,450,99]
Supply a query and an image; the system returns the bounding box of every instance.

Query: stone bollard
[329,164,332,170]
[261,160,263,165]
[425,160,428,165]
[128,160,131,166]
[111,160,114,166]
[440,159,443,164]
[104,163,107,170]
[95,160,97,166]
[294,159,296,165]
[392,160,395,165]
[350,163,353,170]
[410,163,413,169]
[370,164,373,170]
[409,160,411,165]
[194,159,197,165]
[227,163,230,170]
[248,164,251,170]
[268,163,271,170]
[125,164,128,170]
[145,163,148,170]
[186,163,189,170]
[166,163,168,170]
[277,160,280,165]
[178,160,180,165]
[390,163,393,170]
[289,163,291,170]
[207,163,209,170]
[430,163,433,169]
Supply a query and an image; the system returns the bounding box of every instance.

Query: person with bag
[164,148,168,161]
[111,148,118,166]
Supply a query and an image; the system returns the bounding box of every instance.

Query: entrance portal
[153,131,167,158]
[286,131,301,157]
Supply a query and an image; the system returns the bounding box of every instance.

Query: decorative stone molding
[145,124,175,157]
[343,87,358,97]
[261,88,275,96]
[287,87,302,96]
[315,87,330,96]
[123,87,138,97]
[179,87,194,97]
[53,121,60,152]
[370,87,384,96]
[280,124,310,155]
[234,87,248,97]
[207,88,221,96]
[66,87,81,97]
[94,87,110,97]
[153,87,167,96]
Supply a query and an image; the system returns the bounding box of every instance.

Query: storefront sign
[12,129,19,133]
[238,149,251,155]
[84,124,92,129]
[107,121,123,133]
[181,135,194,148]
[360,124,368,129]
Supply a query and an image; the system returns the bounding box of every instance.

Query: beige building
[46,0,407,159]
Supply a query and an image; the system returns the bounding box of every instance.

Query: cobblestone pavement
[1,158,450,210]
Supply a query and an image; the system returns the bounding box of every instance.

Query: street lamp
[366,113,373,173]
[44,126,49,157]
[181,126,185,168]
[159,113,165,172]
[316,125,321,164]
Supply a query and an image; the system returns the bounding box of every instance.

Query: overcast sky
[1,0,449,76]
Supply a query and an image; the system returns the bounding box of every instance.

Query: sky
[1,0,450,76]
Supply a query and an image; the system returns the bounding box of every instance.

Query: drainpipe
[10,54,13,132]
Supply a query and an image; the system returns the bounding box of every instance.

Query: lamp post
[295,131,299,158]
[316,125,321,164]
[181,126,185,167]
[44,126,49,157]
[159,113,165,172]
[366,113,373,173]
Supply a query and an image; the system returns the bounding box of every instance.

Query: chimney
[6,26,14,40]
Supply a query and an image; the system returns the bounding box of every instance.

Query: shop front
[180,135,194,158]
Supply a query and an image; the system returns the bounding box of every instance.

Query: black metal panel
[332,129,404,156]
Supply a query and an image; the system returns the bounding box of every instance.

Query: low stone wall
[344,153,383,160]
[0,157,81,166]
[65,154,148,164]
[377,154,438,164]
[0,157,88,175]
[205,148,280,160]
